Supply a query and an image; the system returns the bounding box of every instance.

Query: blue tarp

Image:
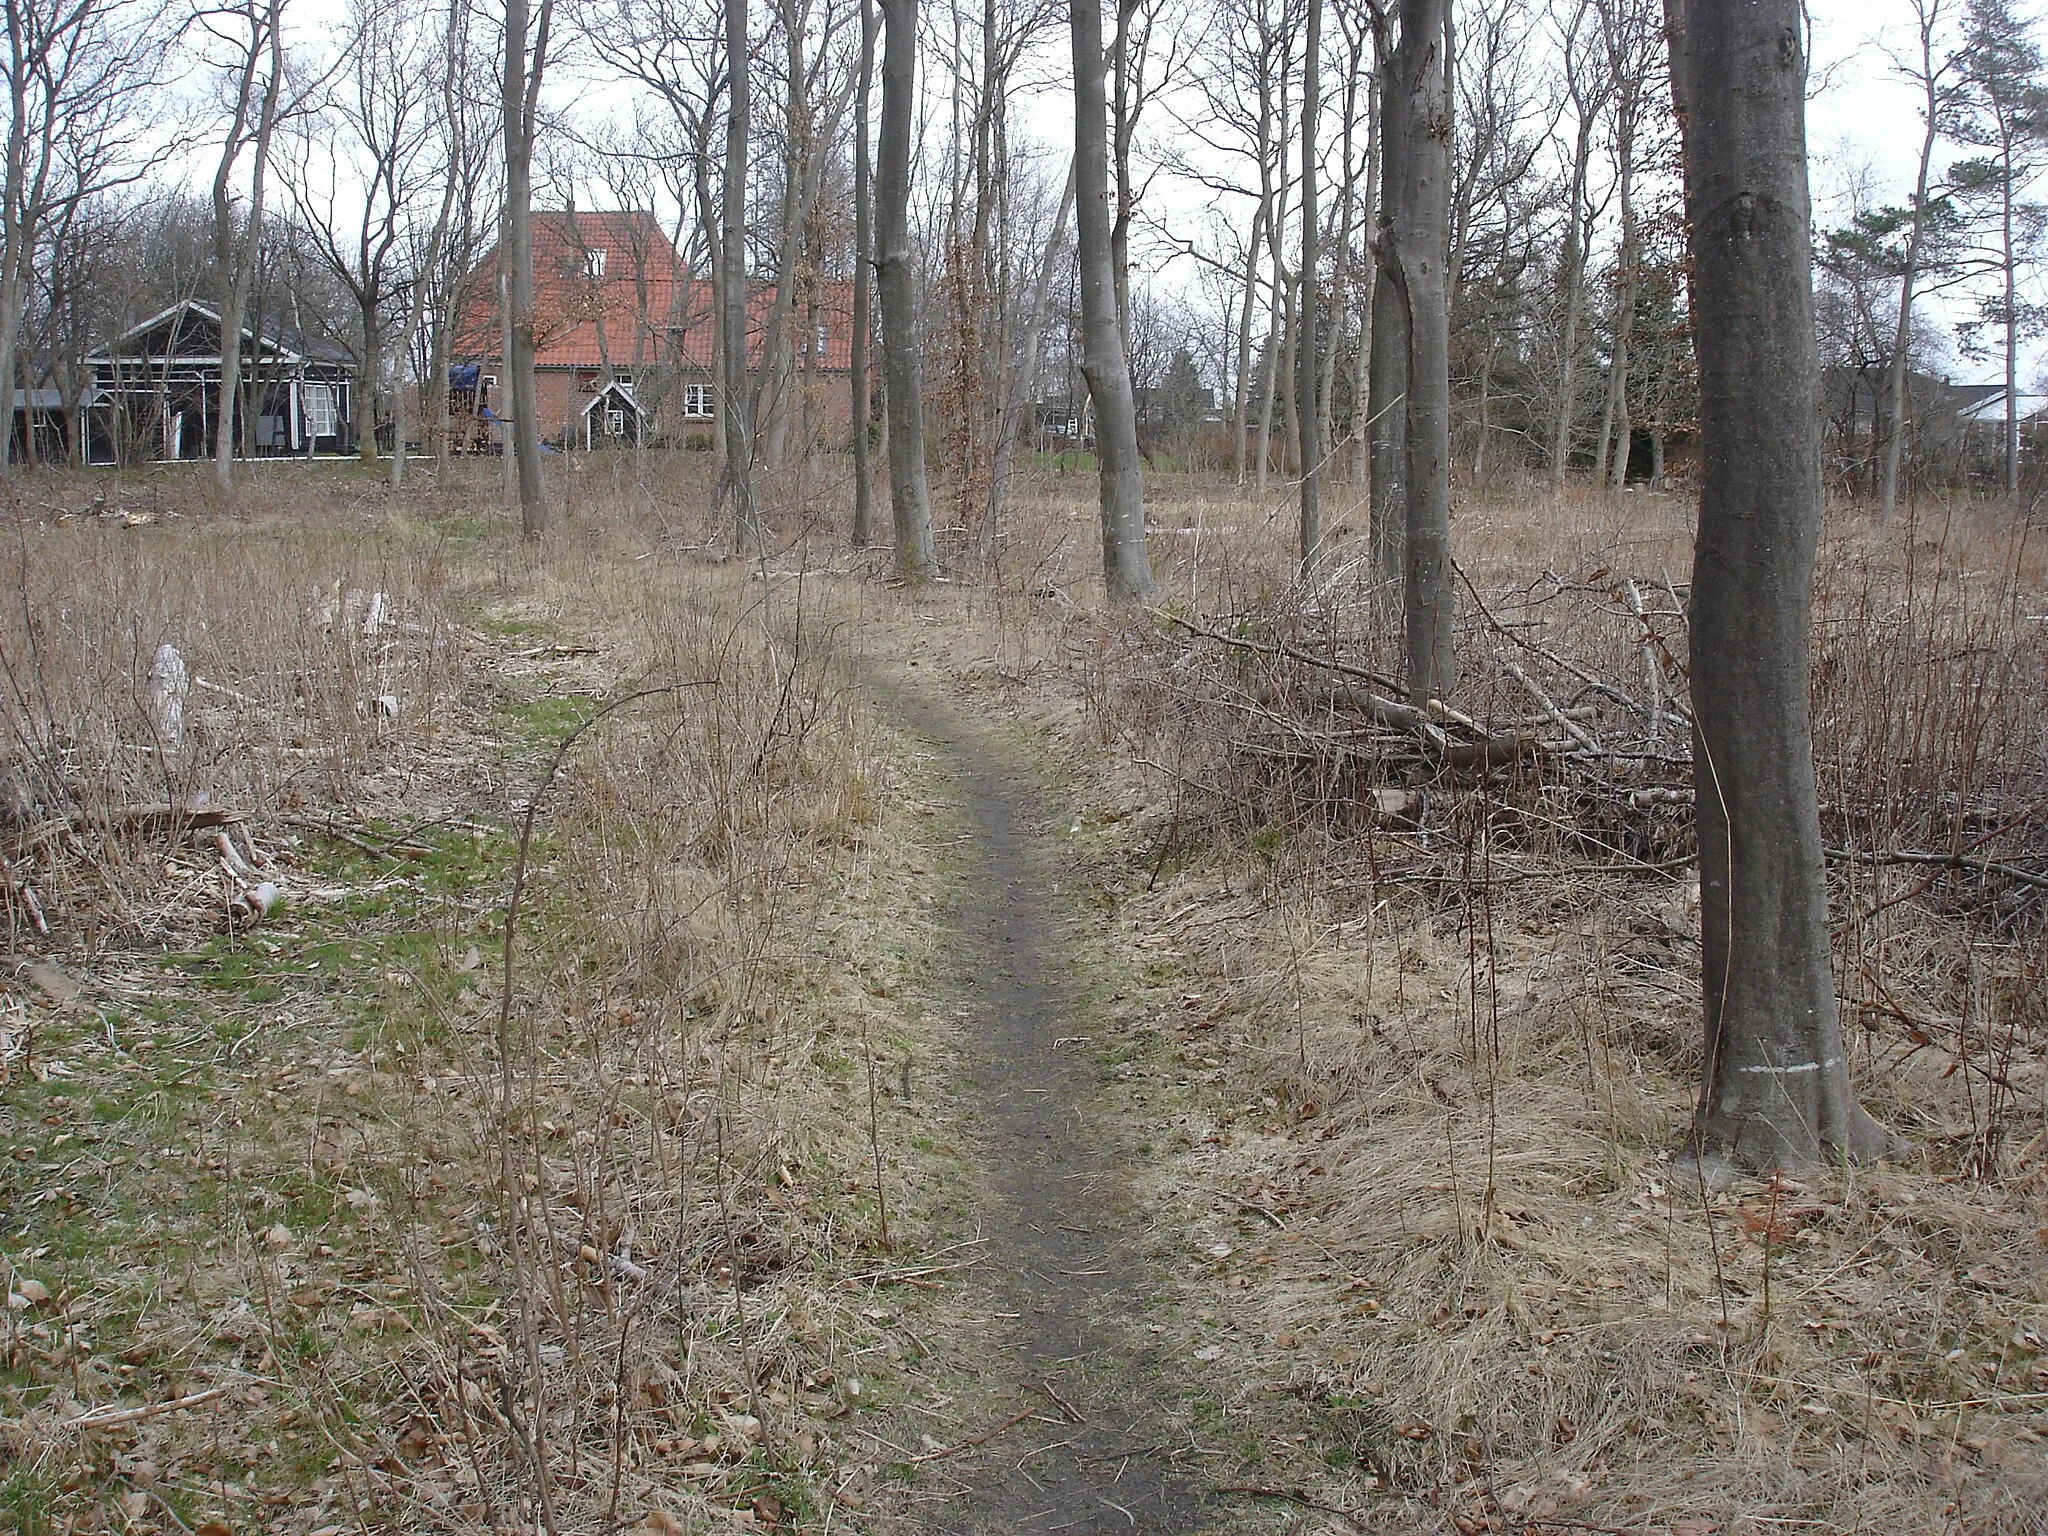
[449,364,481,391]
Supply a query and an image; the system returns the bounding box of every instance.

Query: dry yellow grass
[0,456,2040,1536]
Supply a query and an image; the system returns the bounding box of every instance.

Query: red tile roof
[457,211,853,372]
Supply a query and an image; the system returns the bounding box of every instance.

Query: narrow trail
[886,691,1207,1536]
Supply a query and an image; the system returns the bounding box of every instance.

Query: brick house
[455,210,856,450]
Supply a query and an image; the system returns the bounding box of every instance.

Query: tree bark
[1367,22,1406,602]
[721,0,761,545]
[1296,0,1321,571]
[876,0,936,576]
[503,0,554,536]
[1670,0,1897,1173]
[1072,0,1155,601]
[213,0,285,490]
[850,0,876,547]
[1387,0,1452,702]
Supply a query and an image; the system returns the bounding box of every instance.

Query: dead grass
[1068,477,2048,1532]
[0,464,970,1534]
[2,454,2042,1536]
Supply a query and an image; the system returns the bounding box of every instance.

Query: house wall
[511,366,857,449]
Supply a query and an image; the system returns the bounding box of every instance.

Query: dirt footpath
[881,689,1207,1535]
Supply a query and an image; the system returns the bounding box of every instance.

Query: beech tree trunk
[850,0,875,547]
[1670,0,1897,1173]
[1072,0,1155,602]
[1367,26,1407,603]
[876,0,936,576]
[503,0,553,536]
[1297,0,1321,571]
[1387,0,1452,702]
[721,0,761,546]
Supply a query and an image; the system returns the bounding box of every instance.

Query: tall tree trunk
[391,65,460,493]
[1882,9,1943,524]
[1367,28,1406,598]
[1550,98,1596,486]
[876,0,936,576]
[1388,0,1452,701]
[1072,0,1154,601]
[2004,182,2019,499]
[213,0,284,490]
[1297,0,1322,570]
[356,299,380,461]
[721,0,760,545]
[1603,145,1639,489]
[1670,0,1895,1173]
[850,0,876,547]
[503,0,553,535]
[1232,202,1264,481]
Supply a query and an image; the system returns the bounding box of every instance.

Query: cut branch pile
[1131,552,2045,932]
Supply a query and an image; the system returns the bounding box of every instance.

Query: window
[577,369,599,392]
[605,409,626,436]
[585,248,607,280]
[816,322,829,357]
[304,383,338,438]
[613,372,634,388]
[681,382,713,419]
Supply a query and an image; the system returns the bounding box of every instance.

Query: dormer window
[585,248,607,280]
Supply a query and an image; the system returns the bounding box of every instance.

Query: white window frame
[304,383,339,438]
[605,408,626,436]
[681,382,714,419]
[585,248,607,280]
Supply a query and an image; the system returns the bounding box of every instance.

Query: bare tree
[1592,0,1658,488]
[503,0,557,534]
[1296,0,1320,568]
[876,0,933,573]
[1547,0,1606,487]
[1366,6,1406,594]
[1669,0,1898,1173]
[1385,0,1452,700]
[389,0,470,489]
[1880,0,1957,522]
[1947,0,2045,501]
[199,0,286,486]
[850,0,875,545]
[1074,0,1154,600]
[0,0,163,470]
[285,0,442,468]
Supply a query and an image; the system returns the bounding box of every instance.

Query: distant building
[454,210,855,449]
[8,389,68,464]
[81,301,357,465]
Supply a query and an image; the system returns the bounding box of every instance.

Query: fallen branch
[906,1403,1042,1462]
[1824,845,2048,892]
[1156,609,1405,695]
[1504,661,1602,757]
[82,801,245,834]
[63,1384,232,1431]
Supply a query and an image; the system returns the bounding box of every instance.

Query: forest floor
[0,462,2044,1536]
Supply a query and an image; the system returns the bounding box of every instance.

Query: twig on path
[906,1403,1043,1462]
[1038,1378,1086,1423]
